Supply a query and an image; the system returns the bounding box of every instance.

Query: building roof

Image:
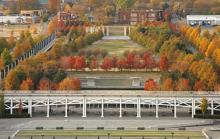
[187,15,220,20]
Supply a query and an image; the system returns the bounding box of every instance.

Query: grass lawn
[84,39,146,57]
[16,130,204,138]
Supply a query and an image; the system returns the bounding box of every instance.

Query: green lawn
[84,39,146,56]
[16,130,204,138]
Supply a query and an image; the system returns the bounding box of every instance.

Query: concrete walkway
[102,36,130,40]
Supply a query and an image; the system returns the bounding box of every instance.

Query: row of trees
[60,51,169,72]
[0,30,47,70]
[19,77,80,90]
[3,50,81,90]
[3,20,103,90]
[179,25,220,67]
[129,23,172,52]
[131,23,220,91]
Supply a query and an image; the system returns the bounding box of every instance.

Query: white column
[211,99,214,115]
[156,98,159,118]
[119,97,122,118]
[137,97,141,118]
[82,96,87,118]
[65,98,68,117]
[47,98,50,118]
[124,26,127,36]
[101,98,104,118]
[10,98,13,115]
[174,98,177,118]
[192,98,195,118]
[28,98,32,117]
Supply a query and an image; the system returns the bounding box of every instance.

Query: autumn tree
[116,58,126,71]
[74,56,86,71]
[0,58,4,70]
[125,52,135,70]
[159,55,168,71]
[193,80,206,91]
[144,79,158,91]
[4,70,20,90]
[58,78,81,90]
[162,78,174,91]
[176,78,191,91]
[89,58,98,71]
[101,57,113,71]
[20,78,33,90]
[205,38,217,58]
[213,48,220,66]
[48,16,58,35]
[38,78,51,90]
[199,37,209,54]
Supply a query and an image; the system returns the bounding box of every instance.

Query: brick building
[118,9,164,25]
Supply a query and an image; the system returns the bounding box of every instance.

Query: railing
[0,32,56,79]
[2,90,220,97]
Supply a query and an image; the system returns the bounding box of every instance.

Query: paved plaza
[0,117,219,139]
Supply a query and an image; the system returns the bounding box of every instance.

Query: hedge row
[194,114,220,119]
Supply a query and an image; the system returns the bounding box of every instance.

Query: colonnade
[4,91,220,119]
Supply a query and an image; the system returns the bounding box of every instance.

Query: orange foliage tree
[58,78,81,90]
[162,78,174,91]
[144,79,158,91]
[176,78,191,91]
[159,55,168,71]
[48,16,58,35]
[20,78,33,90]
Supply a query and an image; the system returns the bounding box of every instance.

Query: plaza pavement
[0,117,218,139]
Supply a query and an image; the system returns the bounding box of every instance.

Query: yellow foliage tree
[58,78,81,90]
[4,70,19,90]
[205,39,217,57]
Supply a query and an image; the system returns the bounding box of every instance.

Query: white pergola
[3,90,220,118]
[85,26,131,37]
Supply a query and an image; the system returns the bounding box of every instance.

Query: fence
[0,32,56,80]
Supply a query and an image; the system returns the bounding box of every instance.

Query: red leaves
[74,56,86,71]
[60,51,159,71]
[37,78,51,90]
[159,55,168,71]
[60,56,86,71]
[101,57,113,71]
